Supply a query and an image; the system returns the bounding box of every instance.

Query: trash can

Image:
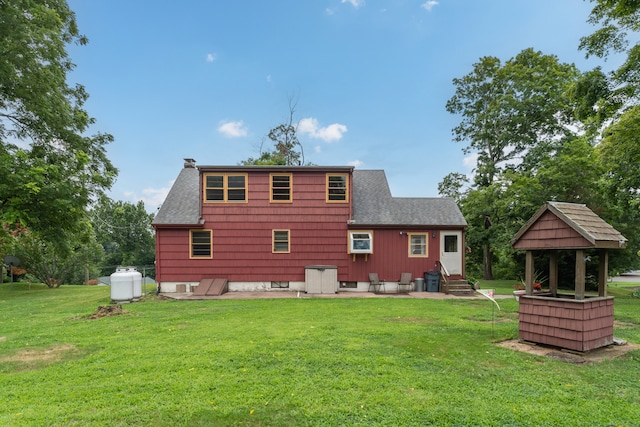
[414,277,425,292]
[425,271,440,292]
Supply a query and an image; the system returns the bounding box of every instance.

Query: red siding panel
[156,169,461,285]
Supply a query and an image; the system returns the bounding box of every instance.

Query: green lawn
[1,283,639,426]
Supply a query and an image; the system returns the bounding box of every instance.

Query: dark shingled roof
[152,166,467,228]
[352,170,467,227]
[152,166,202,226]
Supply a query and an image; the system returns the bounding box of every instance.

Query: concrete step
[443,280,475,296]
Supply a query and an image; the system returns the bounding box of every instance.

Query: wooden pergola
[511,202,627,351]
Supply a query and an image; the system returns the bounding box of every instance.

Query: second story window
[270,173,292,202]
[327,173,348,202]
[204,173,247,203]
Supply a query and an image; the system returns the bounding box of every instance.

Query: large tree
[444,49,581,279]
[0,0,116,245]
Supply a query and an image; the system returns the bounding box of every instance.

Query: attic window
[326,173,348,202]
[270,173,292,202]
[348,231,373,254]
[204,173,247,203]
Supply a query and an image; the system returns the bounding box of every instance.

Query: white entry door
[440,231,462,275]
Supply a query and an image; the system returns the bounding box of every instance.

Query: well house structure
[511,202,627,352]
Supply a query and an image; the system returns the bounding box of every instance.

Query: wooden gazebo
[511,202,627,352]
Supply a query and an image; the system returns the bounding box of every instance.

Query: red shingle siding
[513,211,592,250]
[518,296,614,352]
[157,170,352,283]
[347,229,440,283]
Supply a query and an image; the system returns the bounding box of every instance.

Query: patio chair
[397,272,413,293]
[368,273,385,293]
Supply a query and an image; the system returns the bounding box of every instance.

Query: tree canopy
[580,0,640,101]
[88,197,156,277]
[444,42,640,280]
[444,49,585,279]
[0,0,116,245]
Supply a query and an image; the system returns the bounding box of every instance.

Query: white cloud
[348,160,363,168]
[421,1,439,12]
[266,74,272,83]
[342,0,364,9]
[124,183,173,212]
[206,53,216,62]
[325,8,335,15]
[297,117,348,142]
[314,145,322,153]
[463,153,478,171]
[217,120,248,138]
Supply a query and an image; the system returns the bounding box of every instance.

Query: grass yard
[1,283,640,426]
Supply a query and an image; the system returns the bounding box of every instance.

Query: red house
[152,159,468,294]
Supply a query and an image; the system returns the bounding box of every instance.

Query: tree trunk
[482,243,494,280]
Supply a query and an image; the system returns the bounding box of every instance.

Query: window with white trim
[348,230,373,254]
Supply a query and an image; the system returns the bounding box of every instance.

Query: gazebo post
[525,251,534,295]
[598,249,608,297]
[549,251,558,296]
[575,249,586,300]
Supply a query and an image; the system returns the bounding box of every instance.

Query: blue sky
[66,0,618,212]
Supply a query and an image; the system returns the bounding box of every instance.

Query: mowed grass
[1,283,640,426]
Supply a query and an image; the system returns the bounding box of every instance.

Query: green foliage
[241,97,308,166]
[0,0,117,244]
[11,226,103,287]
[445,49,586,279]
[1,287,640,425]
[580,0,640,99]
[443,44,640,279]
[88,197,155,276]
[446,49,580,186]
[597,106,640,271]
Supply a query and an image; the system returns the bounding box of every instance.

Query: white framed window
[348,230,373,254]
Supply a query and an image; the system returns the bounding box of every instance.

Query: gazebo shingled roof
[511,201,627,250]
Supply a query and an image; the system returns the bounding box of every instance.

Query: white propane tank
[131,268,142,301]
[110,267,134,303]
